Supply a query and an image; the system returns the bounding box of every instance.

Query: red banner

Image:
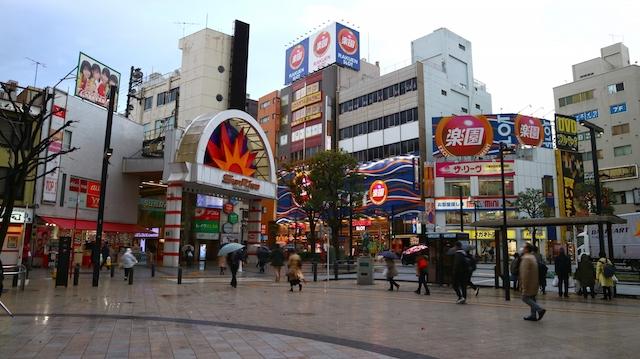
[195,208,221,221]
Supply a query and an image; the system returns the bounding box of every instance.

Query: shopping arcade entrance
[162,110,277,267]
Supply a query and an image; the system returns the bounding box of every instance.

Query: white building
[411,27,493,160]
[553,43,640,214]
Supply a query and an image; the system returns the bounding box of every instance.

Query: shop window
[445,211,471,225]
[479,179,514,196]
[444,181,471,196]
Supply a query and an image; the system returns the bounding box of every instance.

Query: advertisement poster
[42,91,67,202]
[555,114,578,152]
[432,114,553,158]
[309,23,336,73]
[284,38,309,85]
[335,22,360,70]
[436,160,515,177]
[75,52,120,108]
[193,208,221,234]
[555,150,584,217]
[67,176,101,210]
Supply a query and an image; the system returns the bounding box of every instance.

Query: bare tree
[0,82,76,253]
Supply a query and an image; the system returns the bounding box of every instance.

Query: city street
[1,267,639,359]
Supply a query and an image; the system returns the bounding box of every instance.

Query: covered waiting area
[470,215,627,301]
[471,215,627,259]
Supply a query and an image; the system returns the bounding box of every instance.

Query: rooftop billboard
[284,22,360,85]
[75,52,120,108]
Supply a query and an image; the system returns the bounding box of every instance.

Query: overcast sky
[3,0,639,118]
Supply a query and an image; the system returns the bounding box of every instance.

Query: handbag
[552,276,559,287]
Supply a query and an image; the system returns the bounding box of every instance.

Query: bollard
[12,273,18,287]
[128,268,134,285]
[312,262,317,282]
[20,270,26,291]
[334,261,339,280]
[177,267,182,285]
[494,266,499,288]
[110,264,115,278]
[151,264,155,277]
[73,264,80,286]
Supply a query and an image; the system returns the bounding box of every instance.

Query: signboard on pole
[66,176,101,210]
[42,93,67,202]
[555,114,578,152]
[75,52,120,108]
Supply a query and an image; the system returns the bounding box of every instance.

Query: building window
[168,87,179,102]
[62,130,72,151]
[475,104,481,110]
[441,89,447,96]
[611,123,630,135]
[157,92,166,106]
[280,94,289,106]
[444,181,471,196]
[280,114,289,126]
[613,191,627,204]
[144,97,153,111]
[582,150,603,161]
[260,101,270,109]
[445,211,471,225]
[479,179,514,196]
[461,107,468,113]
[613,145,632,157]
[607,82,624,94]
[259,116,269,124]
[558,90,594,107]
[458,43,466,51]
[279,134,288,146]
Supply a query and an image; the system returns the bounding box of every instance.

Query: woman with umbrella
[256,246,270,273]
[380,251,400,291]
[218,243,245,288]
[182,244,195,267]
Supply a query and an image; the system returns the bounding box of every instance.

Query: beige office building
[553,43,640,214]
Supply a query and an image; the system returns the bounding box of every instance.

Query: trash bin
[357,256,374,285]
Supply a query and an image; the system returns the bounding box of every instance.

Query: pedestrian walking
[121,248,138,281]
[414,254,430,295]
[257,249,269,273]
[452,241,470,304]
[519,243,546,321]
[218,254,227,275]
[384,258,400,291]
[287,250,304,292]
[596,255,615,300]
[270,245,285,282]
[554,247,572,298]
[488,247,495,262]
[100,242,110,270]
[574,254,596,299]
[227,250,242,288]
[510,253,521,290]
[465,247,479,296]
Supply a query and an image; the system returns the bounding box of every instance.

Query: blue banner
[335,22,360,71]
[284,38,309,85]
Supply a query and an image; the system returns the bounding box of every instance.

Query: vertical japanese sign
[42,92,67,203]
[555,150,583,217]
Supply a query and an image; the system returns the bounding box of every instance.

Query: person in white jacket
[121,248,138,281]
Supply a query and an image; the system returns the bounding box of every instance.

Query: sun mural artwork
[204,121,257,177]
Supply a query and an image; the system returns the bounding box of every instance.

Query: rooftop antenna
[173,21,199,37]
[608,33,624,43]
[205,14,208,28]
[25,57,46,87]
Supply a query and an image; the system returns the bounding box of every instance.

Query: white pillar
[247,200,262,245]
[163,183,183,267]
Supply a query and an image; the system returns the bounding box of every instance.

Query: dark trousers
[582,285,595,298]
[522,295,543,317]
[558,275,569,296]
[467,274,478,290]
[230,266,238,288]
[603,286,612,300]
[453,274,467,299]
[417,272,430,294]
[124,267,131,279]
[388,278,399,290]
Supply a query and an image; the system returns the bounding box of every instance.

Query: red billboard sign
[195,208,221,221]
[368,180,388,205]
[434,115,494,157]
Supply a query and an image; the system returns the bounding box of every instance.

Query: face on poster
[75,52,120,108]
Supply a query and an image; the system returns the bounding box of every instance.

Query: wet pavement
[1,266,639,358]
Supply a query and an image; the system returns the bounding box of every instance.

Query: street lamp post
[581,120,606,257]
[499,142,513,301]
[470,199,479,255]
[453,185,464,233]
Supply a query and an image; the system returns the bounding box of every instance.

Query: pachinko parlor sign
[432,114,553,158]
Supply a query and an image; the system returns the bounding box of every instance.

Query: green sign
[228,212,239,224]
[194,220,219,233]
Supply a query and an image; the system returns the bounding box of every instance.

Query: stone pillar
[163,183,183,267]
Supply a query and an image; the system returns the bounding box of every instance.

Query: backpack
[417,257,428,271]
[603,263,616,278]
[465,254,477,272]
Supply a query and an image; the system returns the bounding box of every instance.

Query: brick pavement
[1,268,640,358]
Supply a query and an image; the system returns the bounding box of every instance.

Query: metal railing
[2,264,28,291]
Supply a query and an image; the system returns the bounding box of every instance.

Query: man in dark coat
[452,241,470,304]
[227,250,241,288]
[554,247,572,297]
[574,254,596,298]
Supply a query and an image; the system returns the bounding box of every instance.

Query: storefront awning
[40,216,151,233]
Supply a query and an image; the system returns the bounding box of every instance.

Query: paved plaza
[1,267,640,359]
